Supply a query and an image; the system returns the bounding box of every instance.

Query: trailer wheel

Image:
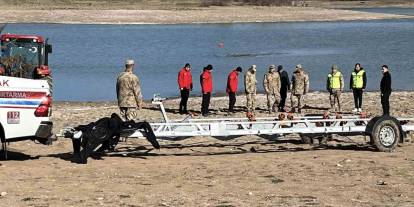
[300,134,312,144]
[371,118,400,152]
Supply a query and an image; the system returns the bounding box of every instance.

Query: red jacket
[200,70,213,93]
[226,70,239,93]
[177,68,193,90]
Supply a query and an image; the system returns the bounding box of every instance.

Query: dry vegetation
[0,0,413,10]
[0,0,412,24]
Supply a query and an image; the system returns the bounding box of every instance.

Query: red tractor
[0,33,52,80]
[0,24,53,90]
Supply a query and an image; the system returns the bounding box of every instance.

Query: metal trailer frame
[60,95,414,154]
[125,95,414,151]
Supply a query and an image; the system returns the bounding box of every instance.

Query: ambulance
[0,32,53,159]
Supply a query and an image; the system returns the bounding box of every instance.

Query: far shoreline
[1,6,413,25]
[3,16,413,26]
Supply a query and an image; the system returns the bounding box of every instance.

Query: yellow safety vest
[352,70,365,89]
[328,71,342,89]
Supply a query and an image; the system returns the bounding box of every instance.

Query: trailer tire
[371,117,400,152]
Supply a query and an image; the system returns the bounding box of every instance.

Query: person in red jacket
[200,64,213,116]
[226,66,242,113]
[177,63,193,114]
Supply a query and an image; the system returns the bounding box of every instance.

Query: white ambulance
[0,33,53,159]
[0,76,53,158]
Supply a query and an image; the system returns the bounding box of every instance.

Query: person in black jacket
[277,65,290,112]
[380,65,392,115]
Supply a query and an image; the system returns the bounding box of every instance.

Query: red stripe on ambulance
[0,91,46,99]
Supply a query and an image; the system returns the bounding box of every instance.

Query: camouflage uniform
[244,65,257,113]
[291,65,309,113]
[263,65,281,112]
[116,71,143,121]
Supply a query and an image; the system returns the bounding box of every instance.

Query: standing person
[244,65,258,114]
[326,64,344,112]
[116,59,143,121]
[226,66,243,113]
[380,65,392,116]
[200,64,213,116]
[291,64,309,113]
[350,63,367,113]
[177,63,193,114]
[278,65,290,112]
[263,65,281,113]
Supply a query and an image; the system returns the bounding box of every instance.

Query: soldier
[244,65,257,114]
[263,65,281,113]
[291,64,309,113]
[326,64,344,112]
[116,59,143,121]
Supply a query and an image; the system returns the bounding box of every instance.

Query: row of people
[178,62,392,116]
[115,59,392,121]
[325,63,391,115]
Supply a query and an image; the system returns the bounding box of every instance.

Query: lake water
[3,18,414,101]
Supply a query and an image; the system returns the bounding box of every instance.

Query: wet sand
[1,91,414,206]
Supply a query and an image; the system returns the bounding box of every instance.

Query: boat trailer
[61,95,414,163]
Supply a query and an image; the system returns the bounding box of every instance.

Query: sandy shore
[0,6,413,24]
[1,91,413,206]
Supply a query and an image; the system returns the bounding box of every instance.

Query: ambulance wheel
[371,117,400,152]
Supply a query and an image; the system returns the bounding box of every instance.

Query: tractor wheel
[371,117,400,152]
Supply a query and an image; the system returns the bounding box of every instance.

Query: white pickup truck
[0,76,53,158]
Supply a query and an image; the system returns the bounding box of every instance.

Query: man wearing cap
[244,65,257,114]
[226,66,243,113]
[326,64,344,112]
[380,65,392,115]
[116,59,143,121]
[178,63,193,114]
[200,64,213,116]
[263,65,281,113]
[291,64,309,113]
[278,65,290,112]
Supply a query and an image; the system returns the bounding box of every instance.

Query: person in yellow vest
[350,63,367,113]
[326,64,344,112]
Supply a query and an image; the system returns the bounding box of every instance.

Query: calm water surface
[3,18,414,101]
